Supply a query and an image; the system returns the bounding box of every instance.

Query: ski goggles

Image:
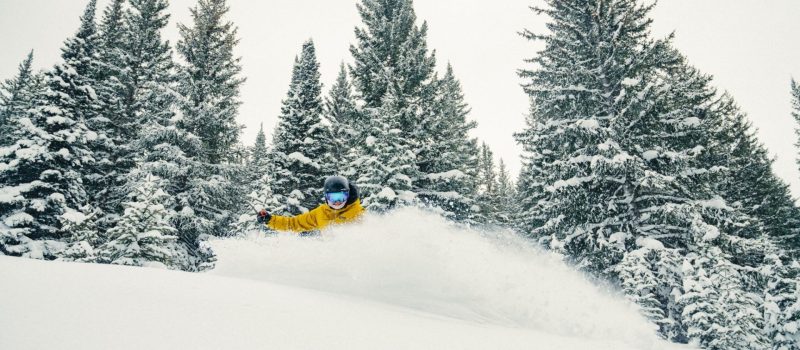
[325,191,349,204]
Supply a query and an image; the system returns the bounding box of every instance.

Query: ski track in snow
[0,208,687,350]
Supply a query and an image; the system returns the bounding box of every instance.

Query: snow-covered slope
[0,208,686,350]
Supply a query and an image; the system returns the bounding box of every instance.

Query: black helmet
[323,176,350,193]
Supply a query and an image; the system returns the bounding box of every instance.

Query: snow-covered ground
[0,208,686,350]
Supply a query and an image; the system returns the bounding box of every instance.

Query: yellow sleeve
[265,207,320,232]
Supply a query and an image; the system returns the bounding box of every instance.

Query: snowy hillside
[0,208,686,350]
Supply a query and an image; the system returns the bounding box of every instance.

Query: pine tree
[680,243,767,349]
[513,103,550,238]
[176,0,246,237]
[679,250,732,349]
[350,0,436,109]
[349,0,437,208]
[762,246,800,350]
[355,90,419,211]
[617,248,672,337]
[60,209,102,262]
[475,143,497,209]
[324,63,361,177]
[131,122,217,268]
[494,159,516,225]
[717,96,800,258]
[0,51,43,146]
[233,124,279,234]
[65,0,119,225]
[416,64,480,222]
[177,0,244,164]
[101,0,229,270]
[477,144,497,196]
[97,174,186,269]
[269,40,328,214]
[90,0,130,218]
[517,0,680,274]
[120,0,176,128]
[0,0,102,259]
[247,123,270,184]
[103,0,177,214]
[516,2,775,344]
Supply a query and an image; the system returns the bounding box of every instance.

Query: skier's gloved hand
[257,209,271,224]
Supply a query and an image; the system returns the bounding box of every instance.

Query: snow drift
[0,208,685,350]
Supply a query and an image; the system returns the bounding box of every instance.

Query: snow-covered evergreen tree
[349,0,438,208]
[355,90,419,211]
[177,0,244,164]
[516,2,776,345]
[60,209,101,263]
[0,51,43,147]
[717,96,800,258]
[477,144,496,197]
[350,0,436,110]
[269,40,328,215]
[680,240,767,349]
[120,0,176,128]
[127,119,224,269]
[247,123,270,184]
[617,248,672,337]
[0,0,102,259]
[679,250,731,349]
[474,144,518,225]
[90,0,130,218]
[493,159,516,225]
[233,124,279,234]
[97,174,186,269]
[513,103,550,237]
[517,0,679,275]
[416,64,480,222]
[324,63,361,177]
[618,246,687,342]
[762,246,800,349]
[100,0,178,215]
[176,0,246,236]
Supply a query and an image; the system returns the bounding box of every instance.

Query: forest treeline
[1,0,800,348]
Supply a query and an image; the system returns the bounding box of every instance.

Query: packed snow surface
[0,208,686,350]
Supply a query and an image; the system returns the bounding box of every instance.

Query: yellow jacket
[266,199,365,233]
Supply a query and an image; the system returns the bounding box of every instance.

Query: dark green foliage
[177,0,245,164]
[176,0,246,236]
[415,65,480,221]
[121,0,176,128]
[350,0,436,109]
[269,40,328,214]
[0,51,43,147]
[516,1,778,346]
[0,0,102,258]
[324,63,361,177]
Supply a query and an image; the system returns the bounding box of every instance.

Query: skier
[257,176,365,232]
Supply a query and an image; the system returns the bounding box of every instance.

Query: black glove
[256,209,271,224]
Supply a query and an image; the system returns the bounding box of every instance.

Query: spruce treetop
[98,0,126,52]
[350,0,436,108]
[0,50,36,122]
[326,63,357,125]
[177,0,244,164]
[177,0,243,107]
[124,0,174,82]
[61,0,99,77]
[273,39,325,154]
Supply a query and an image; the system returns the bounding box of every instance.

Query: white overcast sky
[1,0,799,196]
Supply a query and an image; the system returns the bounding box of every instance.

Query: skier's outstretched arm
[258,208,320,232]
